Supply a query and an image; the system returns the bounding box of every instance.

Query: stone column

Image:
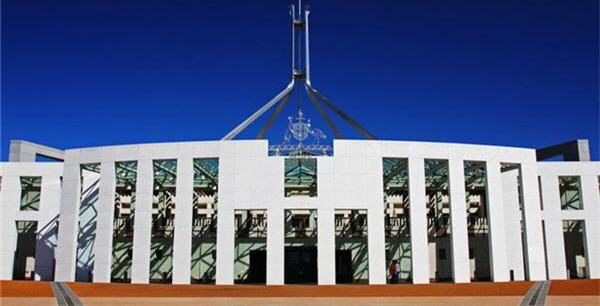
[485,161,509,282]
[367,205,387,284]
[448,159,470,283]
[317,208,335,284]
[580,175,600,279]
[92,162,116,283]
[215,206,234,284]
[408,157,429,284]
[54,163,81,282]
[0,176,20,279]
[172,157,194,284]
[520,162,548,280]
[131,160,153,283]
[540,174,566,279]
[501,168,526,281]
[267,207,284,285]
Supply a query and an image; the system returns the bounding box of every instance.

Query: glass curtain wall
[464,161,491,281]
[150,160,177,283]
[425,159,452,282]
[383,158,412,284]
[190,158,218,284]
[111,161,137,282]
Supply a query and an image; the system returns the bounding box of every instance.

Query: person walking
[389,259,397,284]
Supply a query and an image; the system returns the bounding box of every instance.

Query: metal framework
[284,158,317,197]
[222,1,376,141]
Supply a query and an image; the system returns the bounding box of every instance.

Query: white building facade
[1,139,598,285]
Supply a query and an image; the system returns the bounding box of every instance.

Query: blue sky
[1,0,598,160]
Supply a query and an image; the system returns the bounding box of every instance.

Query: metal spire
[222,0,376,141]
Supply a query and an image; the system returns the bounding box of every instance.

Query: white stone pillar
[408,157,429,284]
[35,175,62,281]
[131,160,153,283]
[172,157,193,284]
[54,163,81,282]
[367,206,386,284]
[0,176,20,280]
[501,169,526,281]
[215,206,234,284]
[520,162,547,280]
[267,207,284,285]
[485,161,509,282]
[75,167,101,282]
[580,175,600,279]
[317,208,335,284]
[448,159,470,283]
[92,162,116,283]
[540,174,566,279]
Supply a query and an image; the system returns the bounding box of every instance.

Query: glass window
[425,159,452,282]
[191,158,218,284]
[20,177,42,211]
[111,161,138,283]
[284,158,317,197]
[464,161,491,281]
[150,159,177,284]
[559,176,583,210]
[383,158,411,284]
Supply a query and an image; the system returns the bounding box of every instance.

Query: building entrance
[284,246,317,284]
[234,209,267,284]
[13,221,38,280]
[335,250,352,283]
[247,250,267,283]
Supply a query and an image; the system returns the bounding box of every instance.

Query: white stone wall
[75,167,101,281]
[1,140,599,284]
[0,162,63,280]
[538,162,600,280]
[502,168,526,281]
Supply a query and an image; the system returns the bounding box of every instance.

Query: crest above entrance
[269,109,331,156]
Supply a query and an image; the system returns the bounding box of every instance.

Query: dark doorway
[12,221,38,280]
[336,250,353,283]
[285,246,317,284]
[247,250,266,284]
[563,220,587,279]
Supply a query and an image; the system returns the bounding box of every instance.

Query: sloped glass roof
[115,161,137,187]
[284,158,317,186]
[383,158,408,188]
[153,159,177,186]
[194,158,219,188]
